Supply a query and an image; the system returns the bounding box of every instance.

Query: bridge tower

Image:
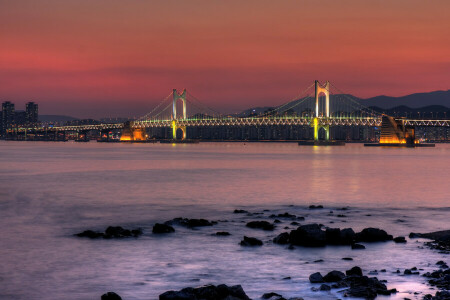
[172,89,187,140]
[313,80,330,141]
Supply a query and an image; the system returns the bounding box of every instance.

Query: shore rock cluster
[165,218,217,228]
[75,226,143,239]
[159,284,250,300]
[273,223,393,247]
[410,230,450,254]
[309,267,397,298]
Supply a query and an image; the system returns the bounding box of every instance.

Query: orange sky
[0,0,449,118]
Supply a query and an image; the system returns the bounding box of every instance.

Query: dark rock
[76,226,143,239]
[246,221,275,231]
[319,284,331,291]
[309,205,324,209]
[274,219,281,224]
[351,243,366,250]
[290,221,300,226]
[337,214,347,218]
[101,292,122,300]
[153,223,175,234]
[309,272,324,283]
[325,228,341,245]
[342,257,353,261]
[273,232,290,245]
[355,228,393,242]
[240,236,263,246]
[234,209,248,214]
[75,230,103,239]
[393,236,407,243]
[277,212,297,219]
[166,218,215,228]
[346,266,363,277]
[289,224,326,247]
[262,292,285,300]
[159,284,250,300]
[314,259,324,263]
[340,228,356,244]
[323,270,345,282]
[215,231,231,236]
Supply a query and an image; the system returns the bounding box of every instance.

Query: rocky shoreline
[73,207,449,300]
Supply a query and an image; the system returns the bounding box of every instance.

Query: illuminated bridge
[8,80,450,142]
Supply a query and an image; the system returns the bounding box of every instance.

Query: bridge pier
[171,121,186,140]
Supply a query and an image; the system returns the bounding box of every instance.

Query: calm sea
[0,141,449,299]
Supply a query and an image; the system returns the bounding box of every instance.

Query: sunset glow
[1,0,449,118]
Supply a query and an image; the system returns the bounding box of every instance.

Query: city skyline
[1,0,449,118]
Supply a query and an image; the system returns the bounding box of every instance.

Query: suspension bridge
[7,80,450,144]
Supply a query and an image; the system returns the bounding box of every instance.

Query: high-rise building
[26,102,38,124]
[1,101,15,134]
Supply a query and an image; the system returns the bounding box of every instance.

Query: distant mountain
[39,115,79,123]
[361,90,450,109]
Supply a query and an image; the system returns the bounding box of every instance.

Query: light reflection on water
[0,141,449,300]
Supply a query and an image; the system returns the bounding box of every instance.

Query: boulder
[355,228,393,242]
[166,218,216,228]
[273,232,290,244]
[75,226,142,239]
[319,284,331,291]
[309,205,324,209]
[246,221,274,231]
[289,224,326,247]
[393,236,406,243]
[240,236,263,246]
[101,292,122,300]
[75,230,103,239]
[323,270,345,282]
[340,228,356,244]
[346,266,363,277]
[215,231,231,236]
[262,292,285,300]
[351,243,366,250]
[159,284,250,300]
[233,209,248,214]
[153,223,175,234]
[309,272,324,283]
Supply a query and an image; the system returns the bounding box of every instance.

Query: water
[0,141,449,300]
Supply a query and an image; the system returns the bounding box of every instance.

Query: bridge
[6,80,450,143]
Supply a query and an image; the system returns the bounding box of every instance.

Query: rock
[346,266,363,277]
[166,218,216,228]
[337,214,347,218]
[246,221,274,231]
[273,232,290,244]
[75,226,142,239]
[355,228,393,242]
[340,228,356,244]
[215,231,231,236]
[276,212,297,219]
[309,272,324,283]
[325,228,341,245]
[274,219,281,224]
[101,292,122,300]
[351,243,366,250]
[309,205,323,209]
[240,236,263,246]
[319,284,331,291]
[75,230,104,238]
[159,284,250,300]
[323,270,345,282]
[262,292,285,300]
[342,257,353,261]
[153,223,175,234]
[289,224,326,247]
[314,259,324,263]
[404,268,419,275]
[233,209,248,214]
[393,236,407,243]
[290,221,300,226]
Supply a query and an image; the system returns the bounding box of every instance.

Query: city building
[1,101,15,135]
[26,102,38,124]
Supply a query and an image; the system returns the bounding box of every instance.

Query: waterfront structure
[26,102,38,125]
[4,81,450,142]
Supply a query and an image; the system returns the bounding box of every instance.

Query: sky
[0,0,449,118]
